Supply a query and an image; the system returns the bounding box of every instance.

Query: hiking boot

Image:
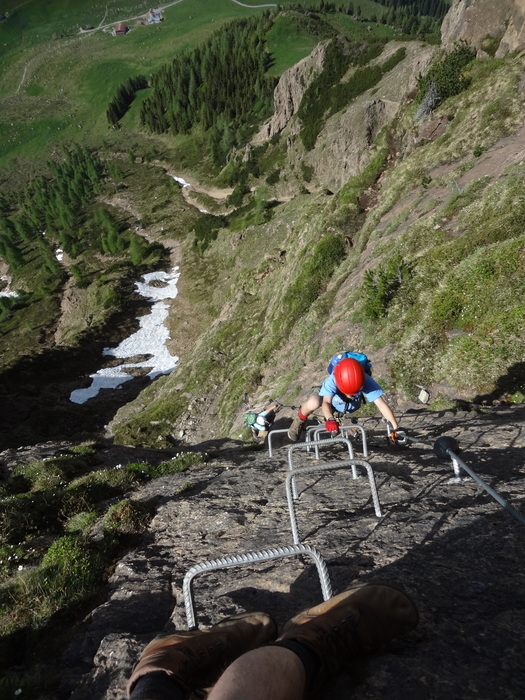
[288,414,306,442]
[278,583,418,678]
[127,612,277,696]
[256,429,268,444]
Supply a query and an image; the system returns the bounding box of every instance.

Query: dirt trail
[152,161,235,213]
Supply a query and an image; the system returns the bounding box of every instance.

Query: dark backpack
[327,351,372,377]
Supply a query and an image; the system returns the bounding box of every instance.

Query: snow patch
[0,275,18,298]
[173,176,191,188]
[70,267,180,404]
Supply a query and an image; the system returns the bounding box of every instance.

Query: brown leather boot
[287,414,306,442]
[127,612,277,696]
[278,583,418,679]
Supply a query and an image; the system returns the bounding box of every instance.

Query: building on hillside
[148,9,163,24]
[114,23,129,35]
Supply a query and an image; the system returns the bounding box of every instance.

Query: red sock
[298,410,308,421]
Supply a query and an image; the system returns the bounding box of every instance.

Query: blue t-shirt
[319,373,383,413]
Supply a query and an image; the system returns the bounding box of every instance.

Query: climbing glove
[325,418,340,435]
[388,429,408,447]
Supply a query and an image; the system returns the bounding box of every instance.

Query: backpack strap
[334,389,363,413]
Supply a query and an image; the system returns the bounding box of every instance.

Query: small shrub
[69,441,100,455]
[42,535,90,575]
[416,41,476,110]
[300,163,314,183]
[13,460,65,492]
[102,499,153,535]
[70,264,90,288]
[227,184,250,208]
[428,290,464,330]
[41,535,108,594]
[193,214,227,253]
[265,169,281,186]
[480,35,501,57]
[362,255,412,320]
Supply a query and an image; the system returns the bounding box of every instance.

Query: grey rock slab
[64,406,525,700]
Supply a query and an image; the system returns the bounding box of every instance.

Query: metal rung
[305,424,368,459]
[183,544,333,629]
[288,438,356,498]
[267,428,290,457]
[286,460,383,544]
[309,429,361,469]
[340,423,368,457]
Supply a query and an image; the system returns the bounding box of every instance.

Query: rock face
[62,405,525,700]
[255,40,435,191]
[441,0,525,57]
[288,41,435,191]
[254,42,327,142]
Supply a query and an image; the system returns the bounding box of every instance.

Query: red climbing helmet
[333,358,365,396]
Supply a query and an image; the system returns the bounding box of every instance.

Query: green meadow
[0,0,395,172]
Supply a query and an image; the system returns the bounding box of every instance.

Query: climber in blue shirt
[288,357,401,442]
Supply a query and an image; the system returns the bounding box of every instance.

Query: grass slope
[111,48,525,446]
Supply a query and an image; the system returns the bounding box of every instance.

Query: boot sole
[283,582,419,637]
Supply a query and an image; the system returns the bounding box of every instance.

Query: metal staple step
[288,438,357,497]
[183,544,333,629]
[285,460,383,544]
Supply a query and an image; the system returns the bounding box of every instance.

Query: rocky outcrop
[254,41,435,191]
[298,42,435,191]
[254,42,327,142]
[415,115,453,144]
[441,0,525,57]
[61,405,525,699]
